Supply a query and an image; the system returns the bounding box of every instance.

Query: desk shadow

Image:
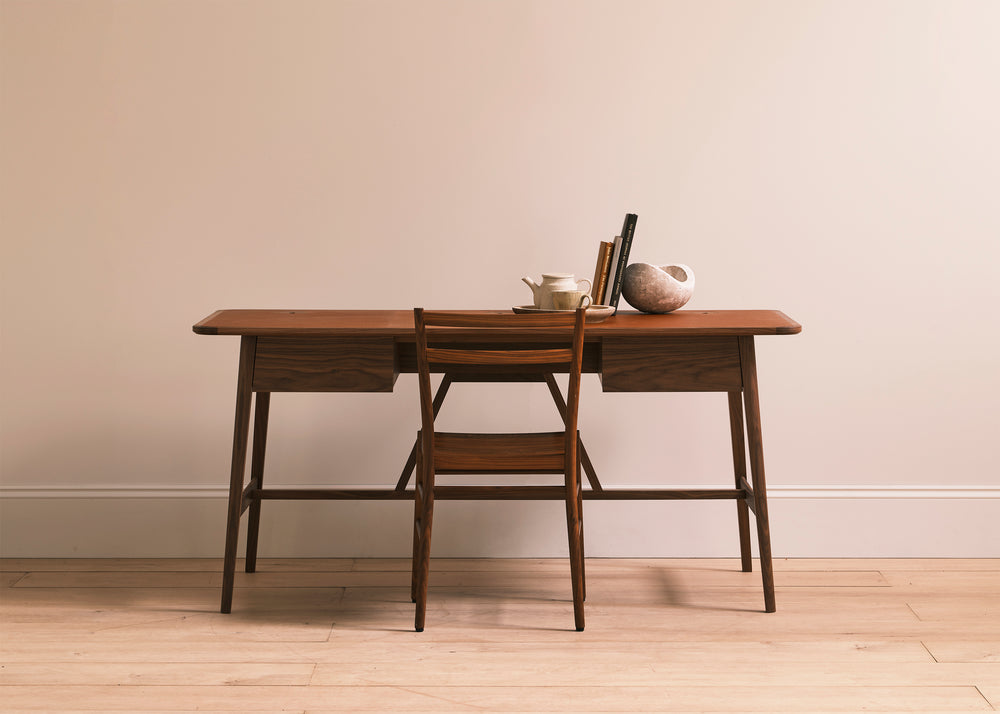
[635,567,764,614]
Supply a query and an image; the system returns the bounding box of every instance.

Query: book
[603,234,624,309]
[590,240,614,304]
[606,213,638,312]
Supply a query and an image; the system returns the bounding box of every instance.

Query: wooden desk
[194,309,801,615]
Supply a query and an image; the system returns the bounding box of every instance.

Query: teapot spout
[521,276,540,301]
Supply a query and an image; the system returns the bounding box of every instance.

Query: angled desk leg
[738,336,776,613]
[397,375,453,491]
[244,391,271,574]
[544,374,601,492]
[221,336,256,614]
[728,391,753,573]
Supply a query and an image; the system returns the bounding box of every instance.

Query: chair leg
[565,458,585,631]
[413,446,435,632]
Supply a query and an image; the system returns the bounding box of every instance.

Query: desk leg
[396,375,452,491]
[221,336,256,614]
[739,336,776,612]
[728,391,753,573]
[545,374,601,491]
[244,391,270,574]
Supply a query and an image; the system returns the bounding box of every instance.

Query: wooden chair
[411,308,587,632]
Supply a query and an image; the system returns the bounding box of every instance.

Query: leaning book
[603,234,624,309]
[591,240,614,304]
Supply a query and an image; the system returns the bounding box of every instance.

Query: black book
[607,213,638,312]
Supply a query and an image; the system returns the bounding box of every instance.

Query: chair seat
[431,432,567,473]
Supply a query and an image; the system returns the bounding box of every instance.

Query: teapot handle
[577,278,592,295]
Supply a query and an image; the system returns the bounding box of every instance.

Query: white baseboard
[2,485,998,558]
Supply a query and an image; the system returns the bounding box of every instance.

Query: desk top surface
[193,309,801,337]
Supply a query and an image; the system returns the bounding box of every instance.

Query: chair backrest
[413,309,586,444]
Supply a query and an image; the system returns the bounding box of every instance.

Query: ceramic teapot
[522,273,592,310]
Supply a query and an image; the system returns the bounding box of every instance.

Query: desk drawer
[601,337,742,392]
[253,337,398,392]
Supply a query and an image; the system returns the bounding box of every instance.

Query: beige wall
[2,0,998,557]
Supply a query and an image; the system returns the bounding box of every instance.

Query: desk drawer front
[601,337,742,392]
[253,337,398,392]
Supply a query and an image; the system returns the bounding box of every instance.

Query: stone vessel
[621,263,695,313]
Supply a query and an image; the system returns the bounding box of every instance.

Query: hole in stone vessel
[663,265,688,281]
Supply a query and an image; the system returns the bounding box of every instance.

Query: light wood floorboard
[1,558,997,712]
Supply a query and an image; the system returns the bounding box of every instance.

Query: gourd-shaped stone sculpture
[621,263,695,313]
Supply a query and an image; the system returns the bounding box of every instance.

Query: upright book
[606,213,638,312]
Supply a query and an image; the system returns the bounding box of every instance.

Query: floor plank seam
[974,685,997,710]
[5,572,29,587]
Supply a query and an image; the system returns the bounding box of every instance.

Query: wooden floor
[0,558,997,712]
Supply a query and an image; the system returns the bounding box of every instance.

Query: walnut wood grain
[252,337,398,392]
[601,337,742,392]
[193,309,801,337]
[432,432,567,473]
